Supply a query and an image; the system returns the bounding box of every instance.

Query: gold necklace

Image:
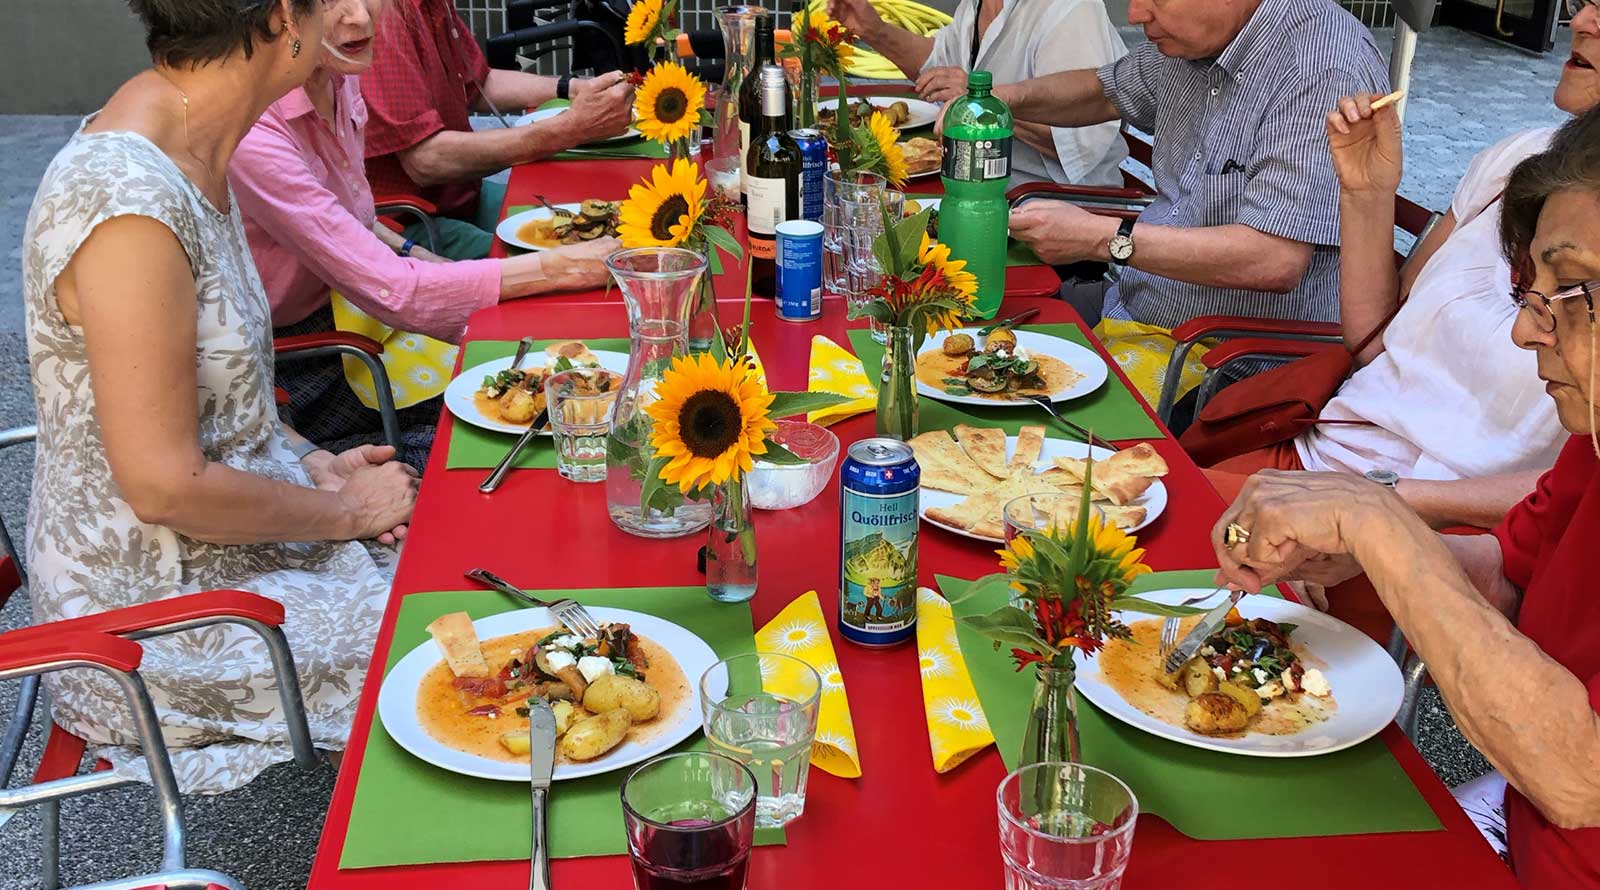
[151,68,216,185]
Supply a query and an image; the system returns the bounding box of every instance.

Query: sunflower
[624,0,662,46]
[646,352,777,493]
[618,159,707,248]
[868,111,909,186]
[635,61,706,145]
[910,232,978,331]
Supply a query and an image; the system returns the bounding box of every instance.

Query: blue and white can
[838,438,920,647]
[775,219,824,322]
[789,128,827,222]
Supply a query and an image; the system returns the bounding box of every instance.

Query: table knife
[526,697,557,890]
[977,307,1041,336]
[1162,590,1245,674]
[480,408,549,494]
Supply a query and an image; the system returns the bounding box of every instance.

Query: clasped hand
[305,444,419,546]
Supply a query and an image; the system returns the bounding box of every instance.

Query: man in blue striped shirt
[1001,0,1388,408]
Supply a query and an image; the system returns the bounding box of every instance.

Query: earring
[292,37,302,58]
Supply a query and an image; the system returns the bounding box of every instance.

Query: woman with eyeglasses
[1200,0,1600,541]
[1211,106,1600,884]
[21,0,415,793]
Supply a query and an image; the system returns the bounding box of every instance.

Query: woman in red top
[1212,107,1600,887]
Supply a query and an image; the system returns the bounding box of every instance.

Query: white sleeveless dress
[22,123,394,793]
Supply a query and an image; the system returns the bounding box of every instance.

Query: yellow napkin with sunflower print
[330,292,458,410]
[754,591,862,778]
[806,336,876,426]
[914,587,995,773]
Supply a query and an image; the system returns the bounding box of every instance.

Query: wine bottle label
[941,135,1012,182]
[746,175,787,238]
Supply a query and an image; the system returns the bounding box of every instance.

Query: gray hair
[127,0,320,69]
[1501,105,1600,282]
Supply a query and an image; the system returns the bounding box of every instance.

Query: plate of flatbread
[909,424,1169,541]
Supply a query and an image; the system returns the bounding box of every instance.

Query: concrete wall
[3,1,150,114]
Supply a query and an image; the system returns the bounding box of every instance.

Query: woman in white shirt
[828,0,1127,187]
[1201,0,1600,531]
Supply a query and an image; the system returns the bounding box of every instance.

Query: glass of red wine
[621,751,758,890]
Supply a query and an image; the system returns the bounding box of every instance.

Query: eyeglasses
[1511,280,1599,332]
[1568,0,1595,17]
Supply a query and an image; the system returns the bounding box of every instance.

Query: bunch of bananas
[805,0,953,80]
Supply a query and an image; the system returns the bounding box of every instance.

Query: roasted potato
[1184,692,1250,735]
[561,708,631,761]
[551,699,576,736]
[1156,663,1183,691]
[1179,657,1219,698]
[942,333,975,356]
[498,730,531,756]
[1217,681,1263,718]
[583,674,661,722]
[986,328,1018,352]
[498,388,537,423]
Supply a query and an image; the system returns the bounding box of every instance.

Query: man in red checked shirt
[361,0,634,259]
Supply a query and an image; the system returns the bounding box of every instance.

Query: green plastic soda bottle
[939,70,1014,319]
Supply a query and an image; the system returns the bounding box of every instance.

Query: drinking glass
[997,762,1138,890]
[823,169,886,296]
[545,367,621,483]
[707,156,742,201]
[622,751,758,890]
[699,653,821,829]
[1002,493,1097,544]
[840,189,906,343]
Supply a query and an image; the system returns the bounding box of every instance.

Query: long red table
[308,290,1516,888]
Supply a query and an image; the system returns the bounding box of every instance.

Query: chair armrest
[0,630,142,676]
[274,331,385,358]
[1007,182,1155,204]
[1200,337,1344,370]
[6,591,285,645]
[1170,314,1344,345]
[373,194,438,217]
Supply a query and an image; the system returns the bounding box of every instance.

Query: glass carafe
[713,6,769,161]
[605,247,717,538]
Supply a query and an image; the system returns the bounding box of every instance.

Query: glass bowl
[747,420,840,510]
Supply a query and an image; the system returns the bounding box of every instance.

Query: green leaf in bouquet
[703,224,744,262]
[638,453,675,516]
[757,441,808,465]
[767,390,852,419]
[943,572,1016,606]
[961,606,1055,652]
[846,299,894,325]
[1107,595,1208,618]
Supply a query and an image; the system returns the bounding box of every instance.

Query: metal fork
[465,568,603,637]
[1020,394,1120,452]
[1158,588,1227,659]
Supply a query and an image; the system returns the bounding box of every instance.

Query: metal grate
[1340,0,1397,27]
[454,0,507,41]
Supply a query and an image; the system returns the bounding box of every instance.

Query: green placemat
[936,570,1442,840]
[445,339,632,469]
[1006,239,1041,267]
[340,586,783,868]
[846,326,1162,440]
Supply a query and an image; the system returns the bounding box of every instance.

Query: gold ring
[1224,522,1251,548]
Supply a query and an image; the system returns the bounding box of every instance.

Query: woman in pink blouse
[230,0,615,468]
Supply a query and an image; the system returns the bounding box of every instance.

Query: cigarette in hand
[1370,90,1405,111]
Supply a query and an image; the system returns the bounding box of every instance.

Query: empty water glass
[545,367,621,483]
[839,189,906,342]
[699,653,821,829]
[823,169,887,295]
[997,762,1139,890]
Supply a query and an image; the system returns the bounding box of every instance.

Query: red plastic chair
[0,426,316,890]
[272,331,403,452]
[373,193,440,254]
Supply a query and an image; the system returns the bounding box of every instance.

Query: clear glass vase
[713,6,768,162]
[791,64,820,130]
[705,477,758,602]
[1019,664,1082,768]
[876,324,918,440]
[605,247,716,538]
[687,274,722,355]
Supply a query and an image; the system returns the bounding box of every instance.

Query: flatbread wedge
[908,431,994,494]
[1108,443,1168,477]
[1007,425,1047,476]
[426,612,491,678]
[1098,504,1148,529]
[953,424,1009,479]
[1051,456,1154,506]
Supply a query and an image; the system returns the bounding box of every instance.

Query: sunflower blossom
[645,352,777,493]
[635,61,706,145]
[618,159,707,248]
[867,111,908,186]
[624,0,663,46]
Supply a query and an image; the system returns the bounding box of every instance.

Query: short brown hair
[128,0,319,69]
[1501,106,1600,282]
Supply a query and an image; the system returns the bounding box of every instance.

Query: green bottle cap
[967,70,993,90]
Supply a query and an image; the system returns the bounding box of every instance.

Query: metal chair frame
[272,337,404,453]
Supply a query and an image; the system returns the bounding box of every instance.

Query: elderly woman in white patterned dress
[22,0,415,792]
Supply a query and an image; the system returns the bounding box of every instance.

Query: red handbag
[1178,304,1401,468]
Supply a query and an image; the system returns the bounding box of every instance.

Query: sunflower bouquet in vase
[624,0,680,61]
[845,207,976,439]
[780,4,855,130]
[949,462,1199,769]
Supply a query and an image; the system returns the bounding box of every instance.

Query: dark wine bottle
[738,15,776,203]
[745,64,800,299]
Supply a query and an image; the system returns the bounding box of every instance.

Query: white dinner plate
[378,607,722,782]
[817,96,940,131]
[443,349,630,436]
[917,327,1109,406]
[920,436,1167,541]
[1073,589,1404,758]
[495,204,591,253]
[513,105,642,143]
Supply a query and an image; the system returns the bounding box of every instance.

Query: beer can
[775,220,823,322]
[789,127,827,222]
[838,438,920,647]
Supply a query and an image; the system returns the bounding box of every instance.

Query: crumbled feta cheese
[1198,646,1215,657]
[1014,346,1032,363]
[1211,666,1227,682]
[577,656,615,684]
[1256,681,1285,700]
[544,650,576,672]
[548,634,582,651]
[1252,668,1270,686]
[1301,668,1331,697]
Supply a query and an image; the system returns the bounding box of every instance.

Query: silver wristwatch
[1363,469,1400,488]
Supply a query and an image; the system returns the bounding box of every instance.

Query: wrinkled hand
[331,451,419,545]
[1211,470,1403,593]
[1325,92,1403,196]
[408,244,450,264]
[543,237,620,290]
[915,67,967,104]
[828,0,885,41]
[560,72,634,141]
[1007,201,1116,265]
